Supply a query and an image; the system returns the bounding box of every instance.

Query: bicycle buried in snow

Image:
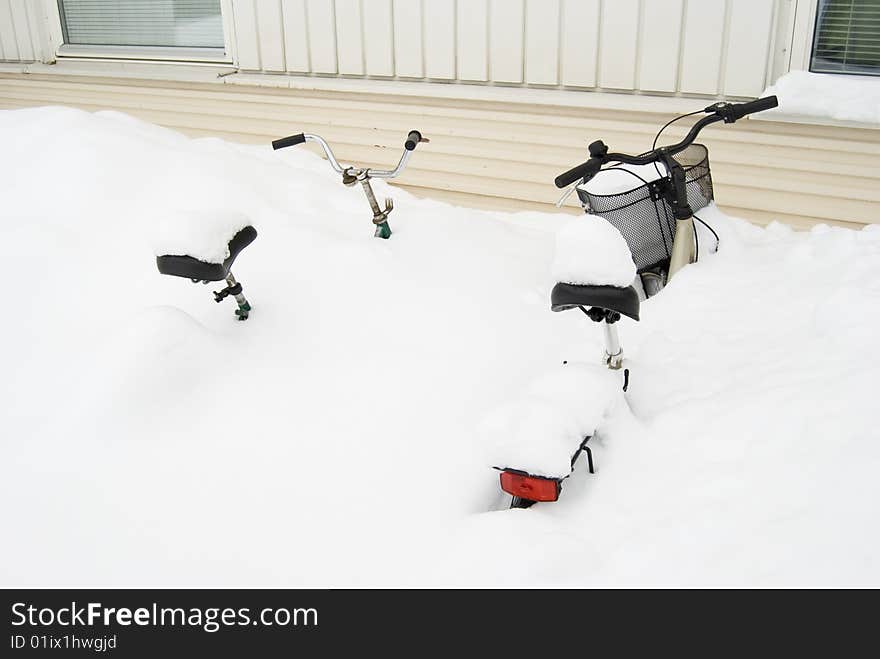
[272,129,429,239]
[154,130,427,319]
[492,96,779,509]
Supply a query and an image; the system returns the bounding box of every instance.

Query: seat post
[226,272,251,321]
[214,271,252,321]
[602,320,624,369]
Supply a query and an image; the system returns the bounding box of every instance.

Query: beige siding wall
[1,71,878,229]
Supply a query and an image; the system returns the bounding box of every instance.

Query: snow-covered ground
[1,107,879,587]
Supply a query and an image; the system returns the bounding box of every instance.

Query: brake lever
[703,102,738,123]
[555,181,580,208]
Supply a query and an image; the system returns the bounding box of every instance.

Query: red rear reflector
[499,471,560,502]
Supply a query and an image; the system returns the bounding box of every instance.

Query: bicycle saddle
[156,225,257,282]
[550,283,640,321]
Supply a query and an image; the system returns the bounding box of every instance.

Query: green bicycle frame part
[374,221,392,239]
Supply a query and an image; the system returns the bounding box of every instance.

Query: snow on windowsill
[752,70,880,130]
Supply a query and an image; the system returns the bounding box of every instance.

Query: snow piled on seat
[551,217,636,287]
[152,210,253,264]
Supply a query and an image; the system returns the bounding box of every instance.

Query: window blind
[58,0,224,49]
[811,0,880,75]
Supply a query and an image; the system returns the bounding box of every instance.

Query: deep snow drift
[1,107,879,587]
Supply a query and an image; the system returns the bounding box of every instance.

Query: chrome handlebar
[273,130,426,180]
[271,129,428,239]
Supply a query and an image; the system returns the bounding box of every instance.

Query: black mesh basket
[576,144,714,272]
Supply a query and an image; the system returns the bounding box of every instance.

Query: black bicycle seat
[156,225,257,282]
[550,282,640,321]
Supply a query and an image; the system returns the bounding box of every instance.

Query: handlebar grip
[555,158,603,189]
[730,95,778,120]
[405,130,423,151]
[272,133,306,150]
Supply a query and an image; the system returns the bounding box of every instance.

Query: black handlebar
[555,158,603,189]
[272,133,306,150]
[405,130,423,151]
[555,96,778,188]
[711,95,779,122]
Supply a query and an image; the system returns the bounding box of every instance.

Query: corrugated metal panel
[0,0,787,98]
[226,0,780,97]
[0,72,877,229]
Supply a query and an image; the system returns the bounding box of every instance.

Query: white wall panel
[393,0,423,78]
[457,0,488,81]
[9,0,34,61]
[560,0,599,88]
[638,0,683,92]
[232,0,261,70]
[25,0,50,62]
[335,0,365,75]
[724,0,775,97]
[0,0,800,101]
[679,0,727,95]
[524,0,559,85]
[306,0,337,74]
[255,0,284,71]
[423,0,455,79]
[0,0,20,60]
[489,0,524,83]
[281,0,310,72]
[598,0,639,90]
[362,0,394,76]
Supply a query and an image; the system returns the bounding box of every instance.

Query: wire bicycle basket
[576,144,714,272]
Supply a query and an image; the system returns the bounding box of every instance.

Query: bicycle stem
[301,133,414,239]
[359,176,394,239]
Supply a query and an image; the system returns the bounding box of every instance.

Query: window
[57,0,224,52]
[811,0,880,75]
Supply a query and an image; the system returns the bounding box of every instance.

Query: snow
[152,210,253,263]
[578,162,668,196]
[551,217,636,287]
[762,70,880,125]
[480,362,624,477]
[2,106,880,587]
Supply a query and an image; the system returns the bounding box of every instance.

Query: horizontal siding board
[1,73,878,231]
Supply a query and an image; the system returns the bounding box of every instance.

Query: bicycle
[153,130,427,320]
[271,130,428,239]
[492,96,779,508]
